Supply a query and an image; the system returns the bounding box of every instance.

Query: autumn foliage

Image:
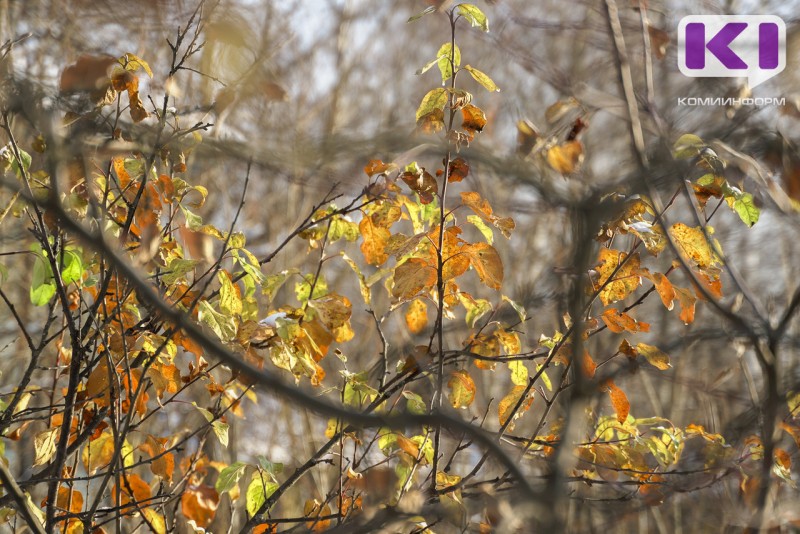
[0,1,799,533]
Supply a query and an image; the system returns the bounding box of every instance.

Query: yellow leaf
[594,248,641,305]
[448,369,476,409]
[33,427,59,466]
[634,342,671,370]
[82,430,115,474]
[669,223,717,269]
[546,140,583,174]
[405,299,428,334]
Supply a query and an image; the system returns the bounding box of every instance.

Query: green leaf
[457,293,492,328]
[257,456,284,481]
[30,249,55,306]
[463,64,499,92]
[415,88,448,122]
[0,263,7,284]
[179,204,203,231]
[262,269,298,302]
[402,391,427,414]
[246,471,278,517]
[10,148,31,176]
[508,360,528,386]
[162,258,199,285]
[212,421,229,447]
[457,4,489,32]
[329,217,359,242]
[502,295,527,322]
[467,215,493,244]
[408,5,436,23]
[731,191,760,227]
[416,56,443,76]
[673,133,704,159]
[197,300,237,342]
[536,364,552,391]
[214,462,247,495]
[436,43,461,83]
[60,248,83,285]
[294,274,328,302]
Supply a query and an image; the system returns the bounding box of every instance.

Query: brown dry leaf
[309,293,352,331]
[546,140,584,174]
[601,378,630,423]
[392,258,437,300]
[448,157,470,182]
[359,216,390,266]
[647,25,671,60]
[60,54,116,93]
[465,242,504,289]
[418,108,445,134]
[405,299,428,334]
[400,168,438,204]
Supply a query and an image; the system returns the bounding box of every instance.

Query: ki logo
[678,15,786,88]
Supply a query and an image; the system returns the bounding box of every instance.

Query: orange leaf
[460,191,515,238]
[112,473,151,510]
[392,258,437,300]
[498,385,533,428]
[359,216,390,266]
[461,104,487,140]
[600,309,649,333]
[181,484,220,528]
[601,378,630,423]
[674,286,697,324]
[465,242,503,290]
[364,159,397,177]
